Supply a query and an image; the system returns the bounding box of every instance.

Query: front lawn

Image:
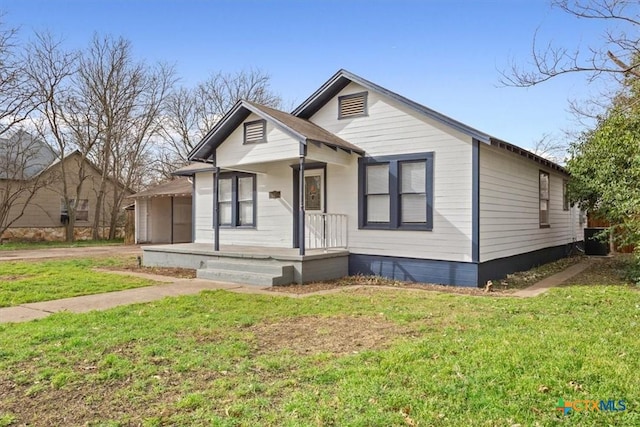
[0,257,157,307]
[0,271,638,425]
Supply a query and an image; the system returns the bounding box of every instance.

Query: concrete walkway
[512,259,593,297]
[0,276,271,323]
[0,258,595,324]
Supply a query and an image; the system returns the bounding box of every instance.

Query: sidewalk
[512,259,593,297]
[1,259,594,324]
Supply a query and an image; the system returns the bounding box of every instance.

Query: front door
[293,166,326,248]
[304,169,324,213]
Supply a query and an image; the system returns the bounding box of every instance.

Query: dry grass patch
[249,315,409,356]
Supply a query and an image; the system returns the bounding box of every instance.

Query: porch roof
[189,99,364,162]
[128,178,192,199]
[172,162,216,176]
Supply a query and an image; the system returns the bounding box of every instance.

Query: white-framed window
[540,171,550,227]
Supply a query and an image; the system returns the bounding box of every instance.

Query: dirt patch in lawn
[249,314,411,356]
[103,264,197,279]
[0,274,31,281]
[270,275,506,296]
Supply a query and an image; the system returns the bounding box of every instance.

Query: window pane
[401,194,427,223]
[219,179,232,202]
[219,202,232,225]
[401,161,426,193]
[366,164,389,194]
[367,195,390,222]
[239,201,253,225]
[238,177,253,201]
[540,173,549,199]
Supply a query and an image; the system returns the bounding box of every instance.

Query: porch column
[170,196,174,244]
[213,165,220,251]
[298,142,306,256]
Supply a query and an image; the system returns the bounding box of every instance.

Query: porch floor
[141,243,350,285]
[142,243,348,261]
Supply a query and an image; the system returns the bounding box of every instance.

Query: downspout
[213,161,220,252]
[298,141,307,256]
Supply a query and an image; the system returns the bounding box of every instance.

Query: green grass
[0,280,638,425]
[0,257,156,307]
[0,238,124,251]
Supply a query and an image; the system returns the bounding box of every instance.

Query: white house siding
[312,82,474,262]
[216,113,299,168]
[479,144,581,262]
[194,163,294,248]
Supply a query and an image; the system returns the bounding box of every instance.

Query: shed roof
[128,178,192,199]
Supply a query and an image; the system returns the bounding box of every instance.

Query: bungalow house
[143,69,584,287]
[128,177,194,244]
[1,132,132,241]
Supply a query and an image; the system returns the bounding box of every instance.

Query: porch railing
[305,213,348,250]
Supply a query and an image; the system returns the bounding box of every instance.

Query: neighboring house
[1,133,132,241]
[128,177,194,244]
[143,69,584,287]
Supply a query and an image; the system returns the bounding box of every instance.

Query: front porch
[142,243,349,285]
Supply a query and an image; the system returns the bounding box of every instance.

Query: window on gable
[540,171,550,227]
[359,153,433,230]
[244,120,266,144]
[60,198,89,222]
[338,92,368,119]
[218,172,256,227]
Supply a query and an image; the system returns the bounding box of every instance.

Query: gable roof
[128,177,192,199]
[292,69,567,174]
[0,131,58,179]
[188,99,364,162]
[292,69,492,144]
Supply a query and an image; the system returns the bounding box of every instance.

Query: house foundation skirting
[350,243,580,287]
[1,226,124,242]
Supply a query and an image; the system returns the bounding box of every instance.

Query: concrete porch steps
[197,258,294,286]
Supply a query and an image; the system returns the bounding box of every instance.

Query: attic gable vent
[244,119,266,144]
[338,92,368,119]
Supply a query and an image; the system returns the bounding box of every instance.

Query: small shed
[128,178,193,244]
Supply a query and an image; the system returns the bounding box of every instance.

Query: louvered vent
[339,92,367,119]
[244,120,266,144]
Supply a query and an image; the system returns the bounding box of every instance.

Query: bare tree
[77,34,175,239]
[502,0,640,87]
[158,69,281,175]
[23,32,87,242]
[531,133,569,164]
[0,17,39,136]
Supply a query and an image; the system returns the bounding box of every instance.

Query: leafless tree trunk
[157,69,281,176]
[77,35,175,239]
[501,0,640,87]
[24,32,81,242]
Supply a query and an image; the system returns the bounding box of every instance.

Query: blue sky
[2,0,611,150]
